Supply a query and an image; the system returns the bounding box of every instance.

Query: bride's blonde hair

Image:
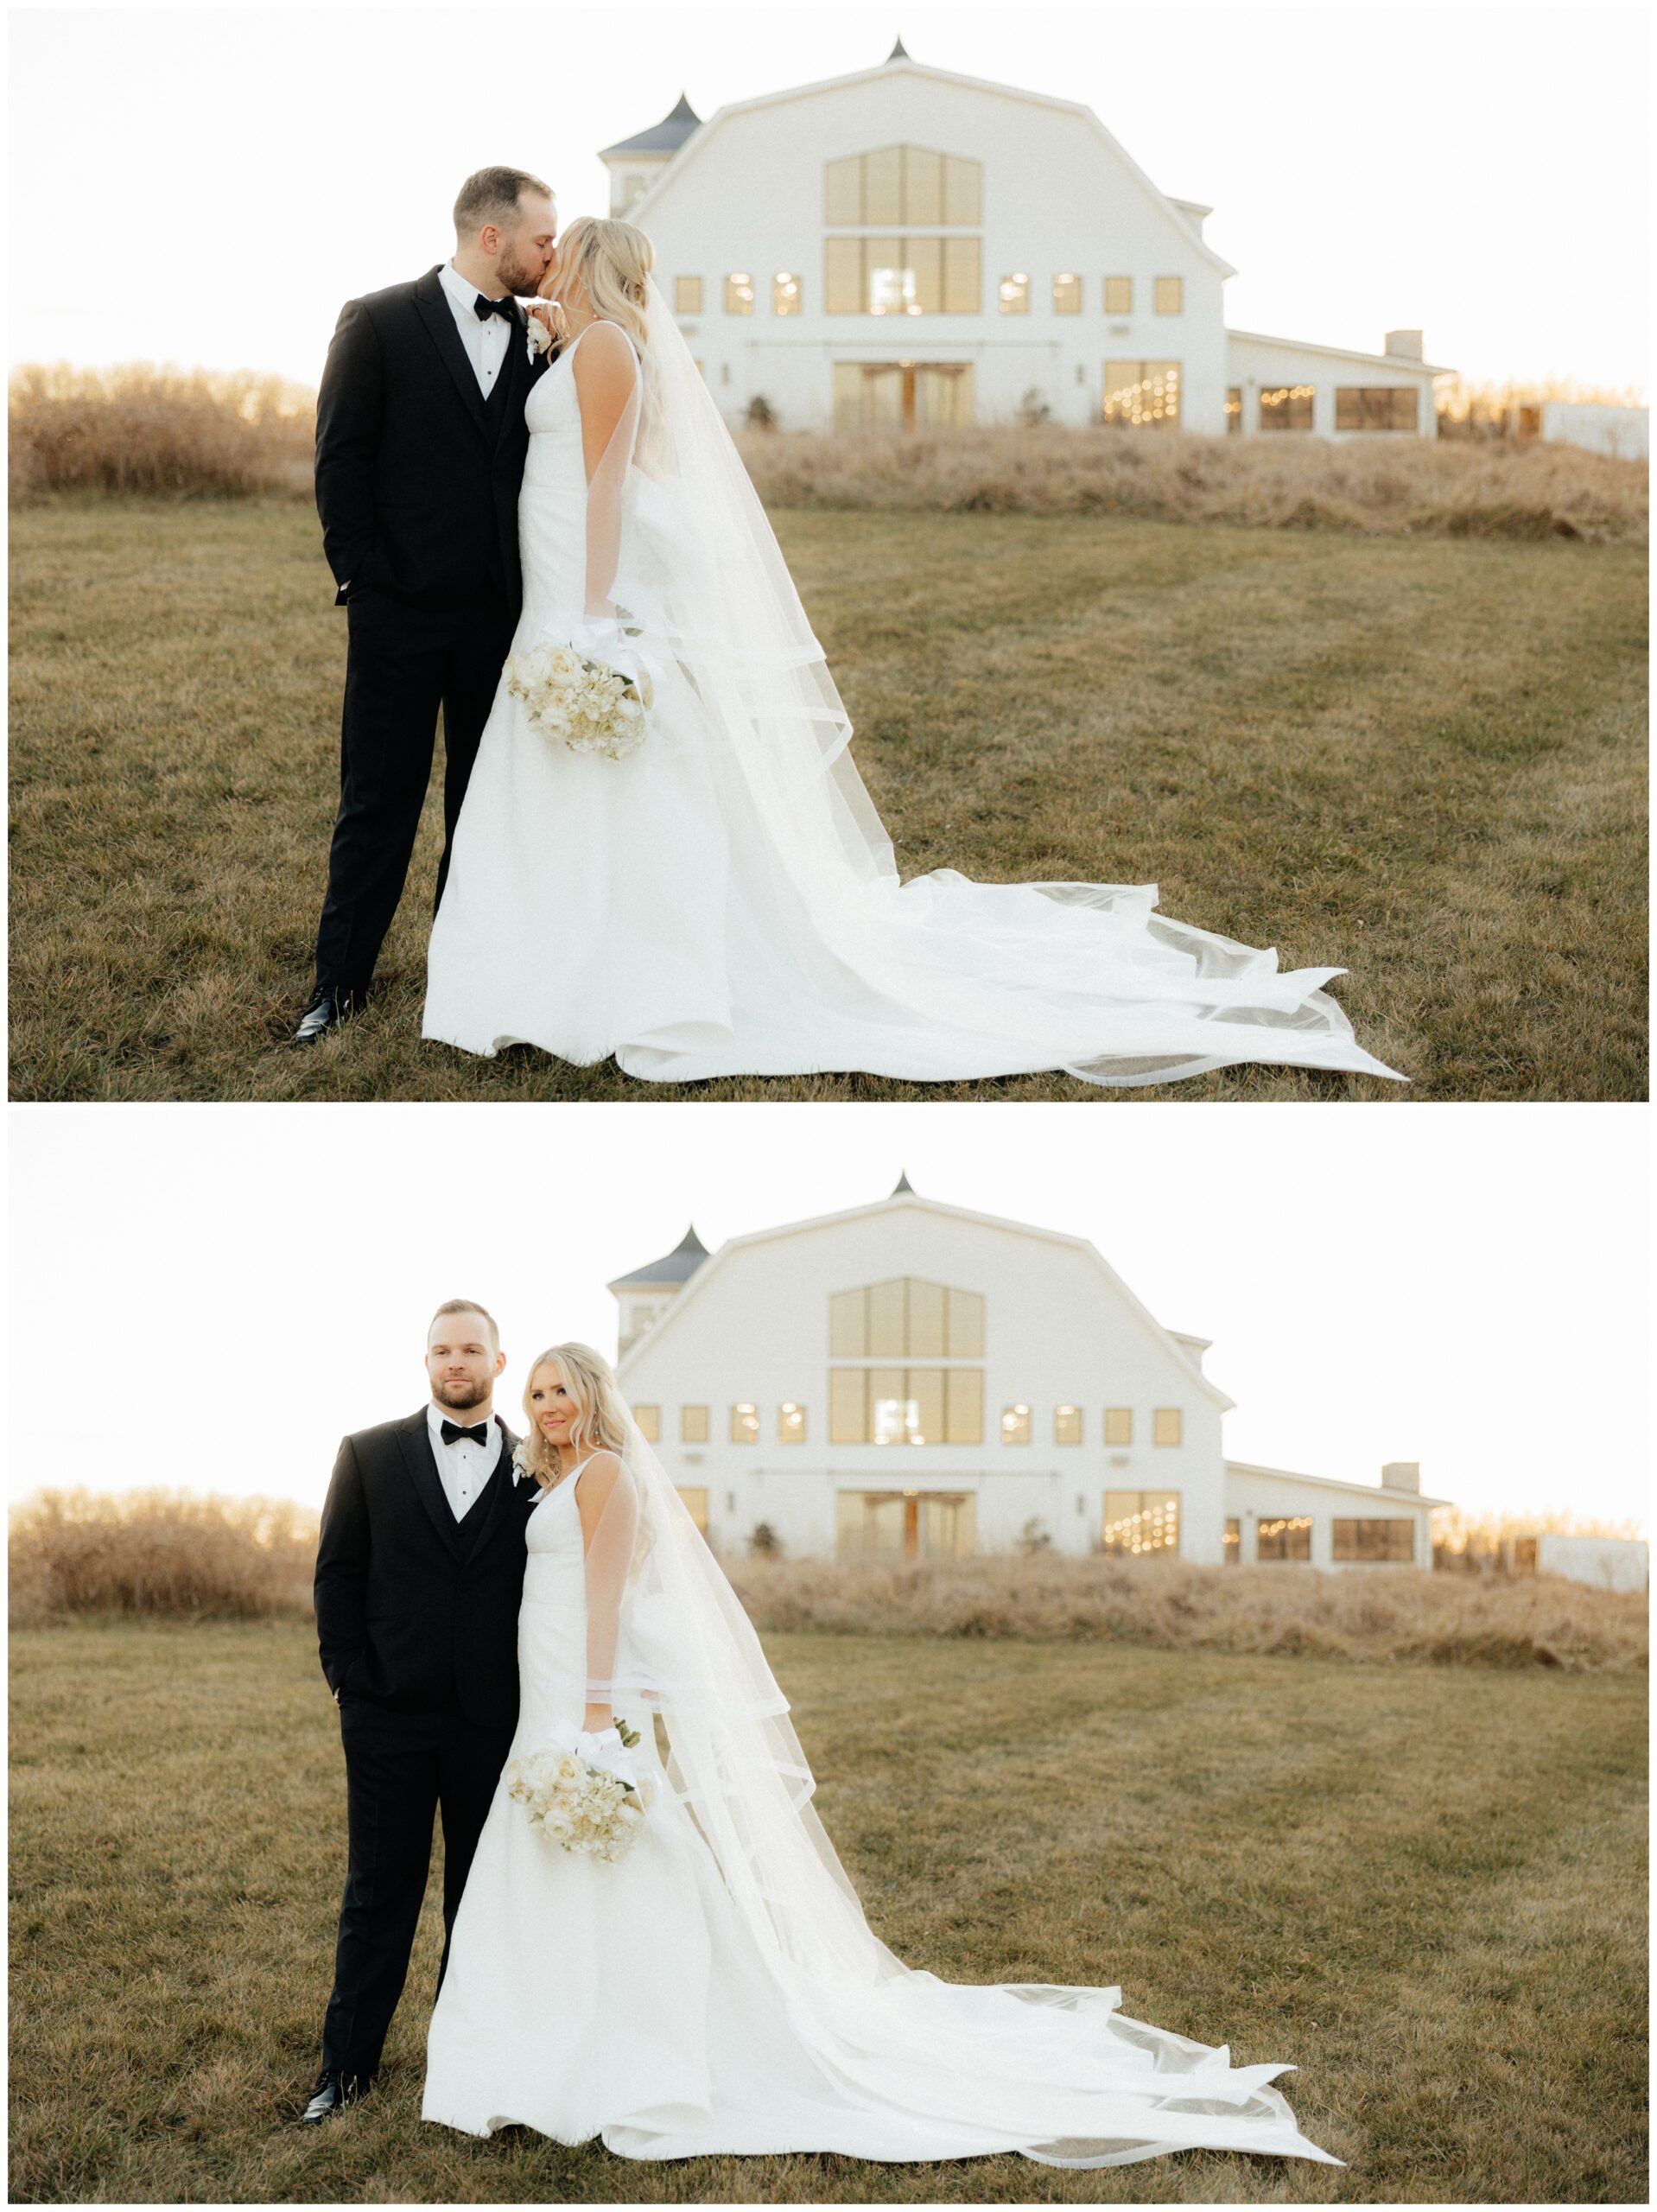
[550,217,653,347]
[520,1341,630,1491]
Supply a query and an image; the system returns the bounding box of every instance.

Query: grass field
[8,1619,1647,2203]
[9,496,1647,1101]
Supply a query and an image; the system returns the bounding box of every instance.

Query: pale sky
[7,3,1648,394]
[9,1103,1647,1530]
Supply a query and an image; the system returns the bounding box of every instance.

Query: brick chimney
[1384,330,1425,360]
[1381,1461,1421,1491]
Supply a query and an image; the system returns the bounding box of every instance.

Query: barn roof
[1225,1460,1456,1510]
[600,92,702,160]
[608,1223,709,1288]
[1227,327,1456,377]
[619,52,1236,278]
[616,1188,1234,1409]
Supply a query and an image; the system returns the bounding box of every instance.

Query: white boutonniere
[526,303,561,360]
[511,1440,538,1484]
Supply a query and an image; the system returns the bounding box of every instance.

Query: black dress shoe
[293,983,363,1046]
[300,2069,368,2124]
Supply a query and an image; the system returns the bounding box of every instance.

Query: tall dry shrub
[9,1489,318,1624]
[724,1553,1647,1673]
[9,365,314,501]
[736,423,1647,543]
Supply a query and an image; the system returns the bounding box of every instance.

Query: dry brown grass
[724,1553,1647,1674]
[10,362,1644,543]
[9,365,314,501]
[9,1618,1648,2202]
[7,1488,318,1625]
[10,1491,1642,1675]
[735,423,1647,543]
[10,499,1647,1103]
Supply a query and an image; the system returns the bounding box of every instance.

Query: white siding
[619,1202,1228,1560]
[1535,1535,1648,1592]
[1224,1462,1434,1571]
[1225,332,1442,441]
[632,69,1229,432]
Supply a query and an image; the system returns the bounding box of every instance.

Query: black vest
[314,1410,538,1729]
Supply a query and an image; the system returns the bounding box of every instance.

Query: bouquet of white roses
[504,636,653,764]
[505,1716,650,1862]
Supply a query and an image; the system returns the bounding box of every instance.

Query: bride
[422,1342,1343,2169]
[422,218,1403,1090]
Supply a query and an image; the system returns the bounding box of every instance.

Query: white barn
[611,1179,1448,1569]
[601,42,1451,438]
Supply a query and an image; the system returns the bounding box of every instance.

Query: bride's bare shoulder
[571,320,638,387]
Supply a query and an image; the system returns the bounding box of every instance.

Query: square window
[730,1402,759,1444]
[1154,276,1184,315]
[1259,385,1315,431]
[724,272,754,315]
[680,1404,709,1444]
[1153,1408,1183,1447]
[772,270,801,316]
[1104,361,1181,428]
[1257,1515,1311,1562]
[633,1404,660,1443]
[1104,1408,1133,1446]
[1001,1402,1032,1444]
[1104,276,1133,315]
[1103,1491,1180,1557]
[1055,1405,1083,1445]
[778,1402,807,1444]
[999,272,1030,315]
[673,276,703,316]
[1053,273,1082,315]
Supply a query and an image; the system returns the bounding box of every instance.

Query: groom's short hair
[454,167,553,238]
[429,1298,499,1350]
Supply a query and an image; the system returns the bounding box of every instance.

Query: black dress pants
[312,587,517,996]
[320,1696,515,2084]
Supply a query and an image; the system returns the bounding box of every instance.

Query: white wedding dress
[422,1453,1342,2168]
[422,292,1404,1090]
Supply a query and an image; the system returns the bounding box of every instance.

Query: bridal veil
[573,1410,1343,2169]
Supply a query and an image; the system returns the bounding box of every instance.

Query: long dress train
[422,308,1404,1090]
[422,1459,1343,2168]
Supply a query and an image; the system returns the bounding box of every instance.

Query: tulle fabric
[421,1428,1343,2170]
[422,280,1403,1089]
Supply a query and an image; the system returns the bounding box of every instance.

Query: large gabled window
[828,1276,986,1444]
[824,145,982,227]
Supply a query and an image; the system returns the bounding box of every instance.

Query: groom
[302,1300,538,2124]
[295,167,560,1045]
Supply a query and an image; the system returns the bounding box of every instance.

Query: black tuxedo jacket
[314,265,552,617]
[314,1408,538,1728]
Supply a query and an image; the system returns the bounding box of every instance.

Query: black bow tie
[441,1418,490,1447]
[473,293,517,324]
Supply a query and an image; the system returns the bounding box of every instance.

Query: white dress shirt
[439,258,513,398]
[427,1402,502,1522]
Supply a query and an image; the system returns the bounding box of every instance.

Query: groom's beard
[432,1376,492,1413]
[496,245,549,298]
